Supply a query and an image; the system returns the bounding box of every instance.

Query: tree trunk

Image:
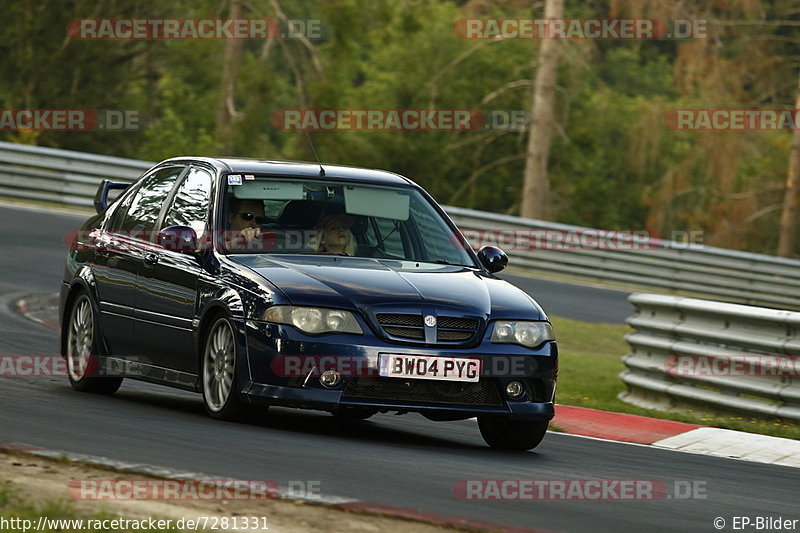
[215,0,244,155]
[777,74,800,257]
[520,0,563,220]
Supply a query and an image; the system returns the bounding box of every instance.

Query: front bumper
[240,320,557,421]
[242,381,554,420]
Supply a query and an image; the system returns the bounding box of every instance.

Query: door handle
[93,233,112,257]
[144,252,160,266]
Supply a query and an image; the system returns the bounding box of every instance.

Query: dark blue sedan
[60,157,557,450]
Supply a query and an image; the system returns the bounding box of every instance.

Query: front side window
[220,177,476,267]
[105,185,137,232]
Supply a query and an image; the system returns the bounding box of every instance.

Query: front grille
[438,317,477,329]
[377,313,423,327]
[383,326,425,339]
[375,313,481,343]
[342,377,503,406]
[437,316,479,342]
[376,313,425,341]
[437,329,474,341]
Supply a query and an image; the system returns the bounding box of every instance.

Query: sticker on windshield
[244,174,255,181]
[228,174,242,185]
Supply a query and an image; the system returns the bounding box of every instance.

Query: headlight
[263,306,363,335]
[490,321,554,348]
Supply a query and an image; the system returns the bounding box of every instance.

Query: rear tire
[478,416,548,451]
[65,293,123,395]
[201,316,250,421]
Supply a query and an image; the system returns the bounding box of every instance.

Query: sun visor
[232,180,304,200]
[344,186,410,220]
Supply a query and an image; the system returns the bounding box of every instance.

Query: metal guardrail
[0,141,151,208]
[2,140,800,309]
[447,207,800,310]
[620,293,800,421]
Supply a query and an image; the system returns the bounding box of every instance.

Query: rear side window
[163,167,213,239]
[119,166,185,237]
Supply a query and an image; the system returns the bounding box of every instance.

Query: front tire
[65,293,123,395]
[201,316,249,420]
[478,416,549,451]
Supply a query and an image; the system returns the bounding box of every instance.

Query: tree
[778,73,800,257]
[215,0,244,154]
[520,0,563,220]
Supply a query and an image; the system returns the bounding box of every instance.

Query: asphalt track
[1,204,798,533]
[499,273,631,324]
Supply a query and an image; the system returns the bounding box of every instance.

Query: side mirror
[477,246,508,273]
[93,180,130,214]
[157,226,198,254]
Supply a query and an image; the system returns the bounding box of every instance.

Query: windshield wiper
[430,259,474,267]
[290,251,351,256]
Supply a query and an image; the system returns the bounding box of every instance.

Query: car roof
[158,156,415,186]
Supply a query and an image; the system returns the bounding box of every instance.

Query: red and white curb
[554,405,800,468]
[15,294,60,331]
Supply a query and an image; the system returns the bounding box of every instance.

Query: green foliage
[0,0,798,254]
[0,482,184,533]
[0,482,11,507]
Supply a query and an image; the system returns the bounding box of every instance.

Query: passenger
[309,214,356,255]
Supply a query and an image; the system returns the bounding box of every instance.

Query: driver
[226,198,266,250]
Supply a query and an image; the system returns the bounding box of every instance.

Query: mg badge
[424,315,437,327]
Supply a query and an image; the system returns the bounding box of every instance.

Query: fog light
[320,370,342,388]
[505,381,525,399]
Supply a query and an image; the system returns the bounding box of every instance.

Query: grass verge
[550,315,800,440]
[0,482,182,533]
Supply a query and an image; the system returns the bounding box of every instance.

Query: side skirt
[105,357,199,392]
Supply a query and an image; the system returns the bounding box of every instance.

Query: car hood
[231,255,545,320]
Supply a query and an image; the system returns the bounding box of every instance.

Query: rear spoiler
[93,179,131,214]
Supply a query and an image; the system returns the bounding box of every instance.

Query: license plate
[378,354,480,382]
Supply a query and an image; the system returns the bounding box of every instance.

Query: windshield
[220,176,476,267]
